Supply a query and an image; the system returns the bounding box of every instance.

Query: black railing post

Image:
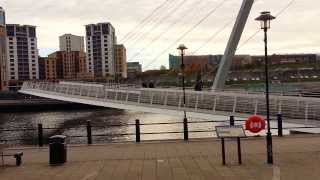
[38,123,43,147]
[87,120,92,145]
[229,116,235,126]
[221,138,226,165]
[277,114,283,137]
[237,137,242,164]
[135,119,141,142]
[183,117,188,141]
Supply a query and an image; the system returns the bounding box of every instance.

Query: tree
[160,65,167,71]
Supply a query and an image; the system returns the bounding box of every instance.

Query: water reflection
[0,108,308,145]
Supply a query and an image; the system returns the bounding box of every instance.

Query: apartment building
[114,44,127,79]
[85,23,116,79]
[0,7,7,90]
[6,24,39,84]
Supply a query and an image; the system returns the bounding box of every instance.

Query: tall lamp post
[177,44,188,140]
[255,11,276,164]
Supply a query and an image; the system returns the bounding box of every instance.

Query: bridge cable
[124,0,183,45]
[237,0,296,50]
[191,0,262,55]
[143,0,229,70]
[126,0,189,49]
[128,0,208,62]
[120,0,173,43]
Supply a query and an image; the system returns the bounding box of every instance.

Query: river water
[0,108,309,145]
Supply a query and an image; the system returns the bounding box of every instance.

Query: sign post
[216,125,246,165]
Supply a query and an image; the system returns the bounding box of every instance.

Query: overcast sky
[1,0,319,70]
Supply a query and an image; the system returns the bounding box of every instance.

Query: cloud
[1,0,319,69]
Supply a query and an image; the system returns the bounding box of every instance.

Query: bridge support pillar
[212,0,254,90]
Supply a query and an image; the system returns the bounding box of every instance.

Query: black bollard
[277,114,283,137]
[183,117,189,141]
[87,120,92,144]
[38,124,43,147]
[135,119,141,142]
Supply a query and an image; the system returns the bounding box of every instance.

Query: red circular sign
[245,115,266,133]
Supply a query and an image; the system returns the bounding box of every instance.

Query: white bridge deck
[19,81,320,122]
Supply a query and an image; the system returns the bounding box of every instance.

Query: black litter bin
[49,135,67,165]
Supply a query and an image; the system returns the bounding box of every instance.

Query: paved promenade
[1,135,320,180]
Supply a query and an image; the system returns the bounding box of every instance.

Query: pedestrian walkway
[1,135,320,180]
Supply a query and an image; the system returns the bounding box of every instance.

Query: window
[10,68,14,71]
[30,38,34,42]
[28,27,36,38]
[10,72,15,75]
[11,77,15,80]
[9,46,13,49]
[102,24,109,34]
[31,47,35,50]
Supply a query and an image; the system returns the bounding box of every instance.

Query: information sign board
[216,125,246,138]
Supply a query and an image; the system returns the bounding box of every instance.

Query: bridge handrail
[20,81,320,122]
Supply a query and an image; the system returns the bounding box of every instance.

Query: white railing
[20,81,320,122]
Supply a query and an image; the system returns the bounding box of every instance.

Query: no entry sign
[245,115,266,133]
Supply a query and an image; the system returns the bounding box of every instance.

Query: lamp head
[255,11,275,29]
[177,44,188,55]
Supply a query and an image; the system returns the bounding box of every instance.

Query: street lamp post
[255,11,276,164]
[177,44,188,140]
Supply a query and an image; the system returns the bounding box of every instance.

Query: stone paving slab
[1,135,320,180]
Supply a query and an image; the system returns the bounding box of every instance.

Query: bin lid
[49,135,66,139]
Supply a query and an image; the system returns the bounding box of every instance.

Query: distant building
[115,44,127,79]
[168,54,221,72]
[230,55,252,69]
[85,23,117,79]
[38,57,46,80]
[252,54,318,66]
[46,52,63,80]
[45,51,86,80]
[59,34,84,52]
[0,7,7,91]
[6,24,39,88]
[127,62,142,78]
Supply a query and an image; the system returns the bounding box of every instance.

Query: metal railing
[1,115,320,146]
[20,81,320,122]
